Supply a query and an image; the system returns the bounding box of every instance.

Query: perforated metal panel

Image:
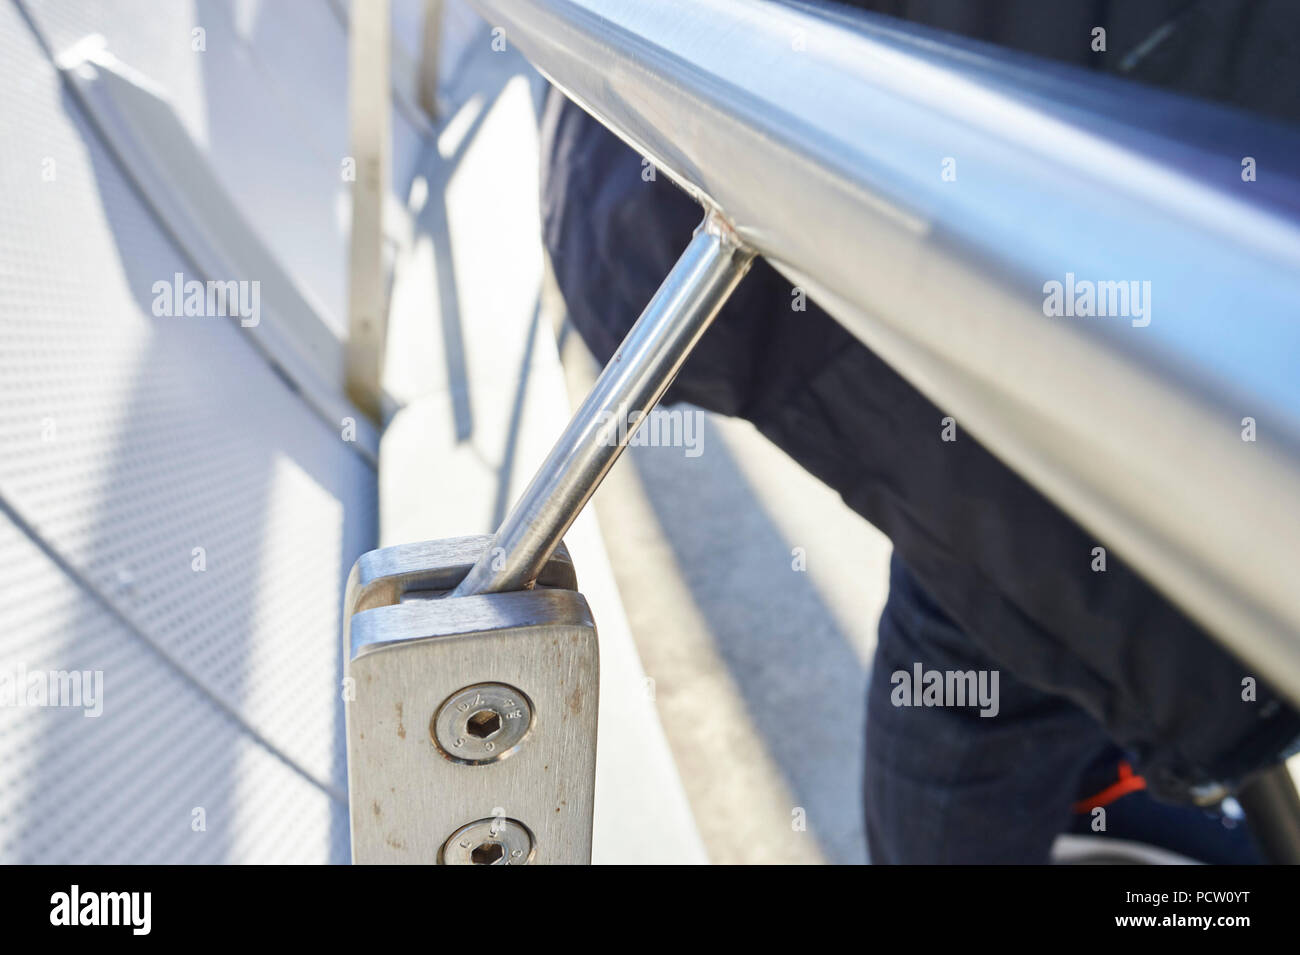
[0,513,345,863]
[20,0,428,333]
[0,0,376,862]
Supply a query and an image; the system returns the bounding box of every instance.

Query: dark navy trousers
[868,555,1261,863]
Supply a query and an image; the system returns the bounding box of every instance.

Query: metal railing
[461,0,1300,705]
[453,211,754,595]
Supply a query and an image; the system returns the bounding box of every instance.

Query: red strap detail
[1072,760,1147,813]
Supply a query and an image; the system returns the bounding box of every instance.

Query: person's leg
[867,554,1269,863]
[865,553,1113,863]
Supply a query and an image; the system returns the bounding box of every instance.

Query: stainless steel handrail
[464,0,1300,704]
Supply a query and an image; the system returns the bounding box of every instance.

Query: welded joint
[695,205,755,263]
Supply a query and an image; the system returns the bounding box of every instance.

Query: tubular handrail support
[454,210,754,596]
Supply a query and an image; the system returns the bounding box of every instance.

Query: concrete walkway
[549,273,892,864]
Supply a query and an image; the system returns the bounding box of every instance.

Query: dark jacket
[539,0,1300,799]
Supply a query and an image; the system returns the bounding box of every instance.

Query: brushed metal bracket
[343,536,597,864]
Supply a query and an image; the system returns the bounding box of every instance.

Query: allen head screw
[431,682,533,765]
